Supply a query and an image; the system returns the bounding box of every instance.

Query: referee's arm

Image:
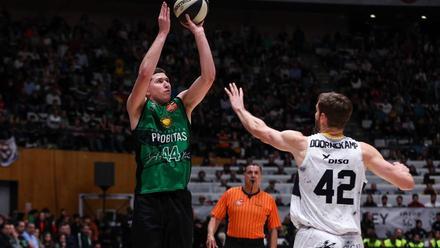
[267,197,281,248]
[268,228,278,248]
[206,217,222,248]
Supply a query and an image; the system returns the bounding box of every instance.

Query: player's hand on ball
[181,14,204,34]
[225,83,245,112]
[158,1,170,35]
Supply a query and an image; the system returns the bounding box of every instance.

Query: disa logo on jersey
[329,159,349,164]
[322,154,349,164]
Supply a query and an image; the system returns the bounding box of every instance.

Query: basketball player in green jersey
[126,2,215,248]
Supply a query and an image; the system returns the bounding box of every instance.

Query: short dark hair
[154,67,166,74]
[245,163,262,173]
[317,92,353,129]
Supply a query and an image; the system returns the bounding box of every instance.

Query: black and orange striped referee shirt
[211,186,281,239]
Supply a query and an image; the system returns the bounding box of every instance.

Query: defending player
[225,83,414,247]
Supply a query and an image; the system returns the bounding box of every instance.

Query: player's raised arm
[225,83,307,161]
[177,14,216,118]
[127,2,170,130]
[361,142,415,190]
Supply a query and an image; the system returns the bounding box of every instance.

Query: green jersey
[132,97,191,194]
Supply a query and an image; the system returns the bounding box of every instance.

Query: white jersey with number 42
[290,133,367,235]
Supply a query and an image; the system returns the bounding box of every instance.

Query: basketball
[173,0,209,25]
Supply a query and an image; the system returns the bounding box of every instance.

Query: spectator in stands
[363,194,378,207]
[58,234,67,248]
[222,163,232,175]
[409,165,419,176]
[0,223,12,248]
[59,223,78,248]
[228,171,242,183]
[214,171,223,183]
[201,156,213,167]
[263,155,278,167]
[56,209,69,227]
[22,223,40,248]
[282,154,293,168]
[35,211,50,235]
[10,224,21,247]
[28,209,38,224]
[424,183,437,195]
[361,212,375,236]
[424,167,436,184]
[229,157,241,170]
[264,180,280,194]
[395,195,406,207]
[394,187,406,195]
[363,228,382,248]
[2,223,21,247]
[0,215,4,227]
[430,230,440,248]
[198,196,209,206]
[42,232,57,248]
[426,193,440,207]
[380,195,392,207]
[206,164,281,248]
[408,194,425,208]
[0,95,5,112]
[383,228,407,248]
[407,233,425,248]
[34,228,42,246]
[432,213,440,233]
[425,159,435,169]
[219,179,231,190]
[193,170,209,182]
[274,165,287,175]
[15,221,28,247]
[79,225,93,248]
[71,214,82,236]
[83,216,99,242]
[279,215,296,247]
[406,219,428,240]
[364,183,381,195]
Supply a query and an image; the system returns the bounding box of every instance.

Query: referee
[206,164,281,248]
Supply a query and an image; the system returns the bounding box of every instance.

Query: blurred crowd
[1,8,440,247]
[360,212,440,248]
[0,208,131,248]
[0,10,438,160]
[316,23,440,161]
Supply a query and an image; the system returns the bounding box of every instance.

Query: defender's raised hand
[158,1,170,36]
[225,83,245,112]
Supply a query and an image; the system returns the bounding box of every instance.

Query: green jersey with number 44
[132,97,191,194]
